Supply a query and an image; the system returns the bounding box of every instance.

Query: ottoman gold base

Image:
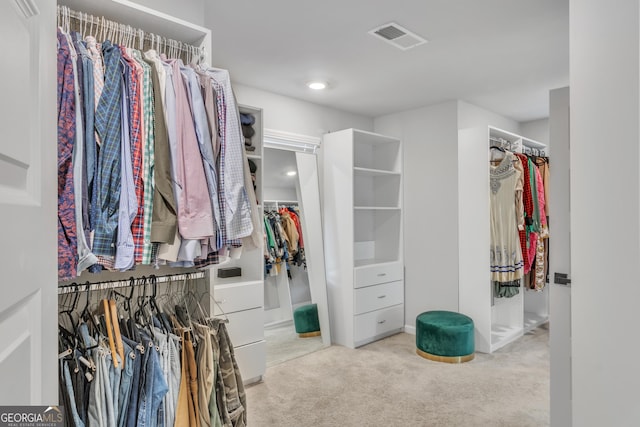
[299,331,321,338]
[416,348,474,364]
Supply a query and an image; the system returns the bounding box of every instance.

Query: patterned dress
[490,152,524,298]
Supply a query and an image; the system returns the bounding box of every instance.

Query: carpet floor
[245,325,549,426]
[265,321,325,367]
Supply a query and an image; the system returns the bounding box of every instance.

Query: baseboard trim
[404,325,416,335]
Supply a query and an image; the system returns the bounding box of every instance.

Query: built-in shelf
[353,167,401,176]
[354,206,401,211]
[59,0,210,45]
[324,129,403,348]
[353,258,400,268]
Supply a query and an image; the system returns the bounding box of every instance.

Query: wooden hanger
[109,298,125,369]
[98,298,119,368]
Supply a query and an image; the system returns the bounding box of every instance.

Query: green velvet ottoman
[293,303,321,338]
[416,311,475,363]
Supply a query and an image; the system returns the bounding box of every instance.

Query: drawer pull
[378,320,386,324]
[377,295,387,299]
[377,273,387,277]
[215,299,226,304]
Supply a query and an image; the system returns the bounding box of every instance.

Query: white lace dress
[489,152,524,290]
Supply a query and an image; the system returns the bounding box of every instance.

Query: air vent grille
[369,22,428,51]
[374,25,406,41]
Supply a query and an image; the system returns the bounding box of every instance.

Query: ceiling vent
[369,22,428,51]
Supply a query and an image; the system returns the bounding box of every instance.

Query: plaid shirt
[93,41,123,257]
[206,68,253,241]
[131,50,155,264]
[121,48,145,264]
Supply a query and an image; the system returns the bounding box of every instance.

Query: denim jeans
[87,345,115,427]
[152,326,182,427]
[117,340,135,427]
[136,333,168,427]
[62,360,86,427]
[106,350,122,426]
[122,336,143,427]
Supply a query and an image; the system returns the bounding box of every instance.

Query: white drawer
[213,280,263,314]
[354,262,403,288]
[225,307,264,347]
[354,304,404,346]
[354,281,403,315]
[234,340,266,384]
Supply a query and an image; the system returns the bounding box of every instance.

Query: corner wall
[375,101,519,332]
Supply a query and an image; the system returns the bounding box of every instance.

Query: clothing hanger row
[58,271,206,295]
[57,5,204,63]
[522,146,547,157]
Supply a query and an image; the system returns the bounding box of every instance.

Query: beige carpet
[265,321,325,367]
[246,325,549,426]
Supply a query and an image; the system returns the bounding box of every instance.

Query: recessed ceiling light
[307,81,327,90]
[286,171,297,176]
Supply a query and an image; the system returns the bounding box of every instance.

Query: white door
[0,0,58,405]
[549,87,572,426]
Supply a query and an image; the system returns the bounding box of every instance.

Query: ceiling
[204,0,568,122]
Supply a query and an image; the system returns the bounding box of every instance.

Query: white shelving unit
[323,129,404,348]
[459,126,549,353]
[209,104,266,384]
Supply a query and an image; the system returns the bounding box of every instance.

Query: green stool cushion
[416,311,474,360]
[294,303,320,334]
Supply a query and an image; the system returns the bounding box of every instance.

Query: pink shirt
[169,59,214,240]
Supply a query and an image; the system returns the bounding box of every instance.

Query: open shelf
[354,209,401,266]
[353,131,401,172]
[354,206,401,211]
[60,0,210,45]
[354,171,401,208]
[353,167,401,176]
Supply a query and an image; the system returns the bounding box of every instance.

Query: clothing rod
[57,271,206,295]
[57,5,204,57]
[263,200,299,204]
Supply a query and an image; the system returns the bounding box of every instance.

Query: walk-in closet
[11,0,630,425]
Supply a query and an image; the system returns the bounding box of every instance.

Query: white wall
[457,100,520,134]
[570,1,640,425]
[375,100,521,332]
[375,101,459,330]
[234,84,374,137]
[520,118,549,146]
[129,0,205,26]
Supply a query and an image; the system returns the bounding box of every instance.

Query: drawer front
[213,281,263,314]
[354,281,403,315]
[225,308,264,347]
[234,340,266,384]
[354,304,404,345]
[354,262,403,288]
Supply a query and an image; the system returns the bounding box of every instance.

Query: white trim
[404,325,416,335]
[264,129,321,154]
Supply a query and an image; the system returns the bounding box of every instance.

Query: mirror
[262,130,331,367]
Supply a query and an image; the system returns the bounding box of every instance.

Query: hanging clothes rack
[57,5,205,64]
[57,271,206,295]
[263,200,299,210]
